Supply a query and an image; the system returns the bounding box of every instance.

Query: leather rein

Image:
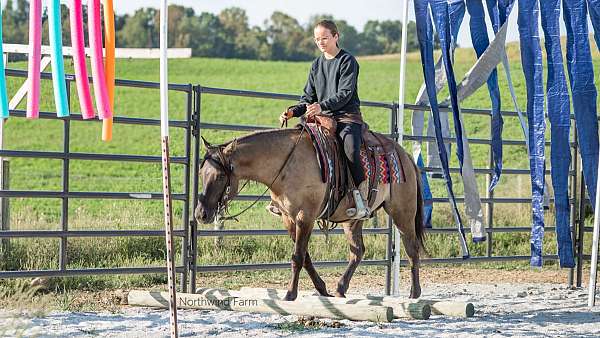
[200,124,305,222]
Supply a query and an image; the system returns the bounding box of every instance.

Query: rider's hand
[279,109,293,125]
[306,103,322,115]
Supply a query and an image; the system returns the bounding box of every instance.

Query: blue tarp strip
[416,154,433,228]
[414,0,469,258]
[570,0,600,210]
[541,0,575,268]
[466,0,503,191]
[518,0,546,267]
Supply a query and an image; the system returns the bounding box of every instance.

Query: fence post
[59,78,71,271]
[188,85,201,293]
[0,54,6,256]
[568,124,579,286]
[576,170,586,287]
[0,159,9,254]
[180,84,194,293]
[485,114,494,257]
[384,103,398,296]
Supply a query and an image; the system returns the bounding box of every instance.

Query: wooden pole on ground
[237,287,474,318]
[203,288,429,319]
[127,290,393,323]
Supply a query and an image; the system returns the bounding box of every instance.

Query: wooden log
[128,290,393,323]
[197,287,429,319]
[238,287,474,318]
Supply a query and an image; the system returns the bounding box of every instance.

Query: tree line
[2,1,420,61]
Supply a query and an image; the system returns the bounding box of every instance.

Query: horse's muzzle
[195,199,216,224]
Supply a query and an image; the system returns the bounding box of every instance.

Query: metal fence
[0,69,194,291]
[0,70,593,293]
[191,86,592,292]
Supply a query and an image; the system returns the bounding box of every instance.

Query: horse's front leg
[284,213,314,301]
[336,220,365,297]
[282,215,331,297]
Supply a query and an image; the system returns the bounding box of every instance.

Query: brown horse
[195,127,425,300]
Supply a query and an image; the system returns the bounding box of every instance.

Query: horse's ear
[229,138,238,151]
[201,136,213,150]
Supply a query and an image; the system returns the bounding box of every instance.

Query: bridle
[199,148,236,220]
[199,127,306,222]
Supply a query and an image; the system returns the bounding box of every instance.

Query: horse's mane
[222,127,301,152]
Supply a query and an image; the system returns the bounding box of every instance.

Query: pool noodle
[26,0,42,119]
[102,0,115,140]
[88,0,112,120]
[69,0,95,119]
[48,0,70,117]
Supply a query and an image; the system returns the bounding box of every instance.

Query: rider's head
[314,20,340,54]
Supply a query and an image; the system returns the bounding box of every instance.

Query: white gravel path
[2,283,600,337]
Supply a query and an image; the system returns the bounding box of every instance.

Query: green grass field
[0,44,597,290]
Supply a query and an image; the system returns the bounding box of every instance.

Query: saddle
[300,114,405,221]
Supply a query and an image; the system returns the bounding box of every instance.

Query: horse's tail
[395,142,427,257]
[411,157,428,256]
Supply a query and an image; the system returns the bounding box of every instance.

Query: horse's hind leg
[282,215,331,297]
[383,201,422,299]
[335,220,365,297]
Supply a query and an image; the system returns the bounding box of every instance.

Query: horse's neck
[229,129,299,185]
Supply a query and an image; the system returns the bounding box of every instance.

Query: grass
[1,41,598,293]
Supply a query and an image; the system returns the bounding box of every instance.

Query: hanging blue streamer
[563,0,599,212]
[541,0,574,268]
[498,0,516,25]
[416,154,433,228]
[518,0,546,267]
[414,0,469,258]
[587,0,600,51]
[466,0,503,191]
[431,0,465,170]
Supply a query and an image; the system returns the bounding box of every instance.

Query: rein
[215,126,305,221]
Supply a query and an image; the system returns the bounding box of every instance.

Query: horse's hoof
[284,291,297,301]
[318,291,334,297]
[334,291,346,298]
[409,287,421,299]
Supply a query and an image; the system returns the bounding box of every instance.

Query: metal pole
[60,79,71,271]
[160,1,178,336]
[385,105,397,296]
[577,168,586,287]
[180,85,193,293]
[588,148,600,306]
[486,114,494,257]
[568,125,579,286]
[189,85,201,293]
[393,0,410,296]
[0,160,9,255]
[0,51,5,256]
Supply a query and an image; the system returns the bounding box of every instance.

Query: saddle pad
[360,146,405,185]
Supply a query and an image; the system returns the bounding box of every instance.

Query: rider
[280,20,370,220]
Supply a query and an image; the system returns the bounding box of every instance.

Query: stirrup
[346,189,371,220]
[266,202,282,216]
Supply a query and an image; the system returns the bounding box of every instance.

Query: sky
[1,0,562,48]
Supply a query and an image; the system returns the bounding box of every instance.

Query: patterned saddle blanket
[301,121,405,220]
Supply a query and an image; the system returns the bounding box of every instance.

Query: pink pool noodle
[26,0,42,119]
[88,0,112,120]
[69,0,95,119]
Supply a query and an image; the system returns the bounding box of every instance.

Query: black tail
[412,157,428,256]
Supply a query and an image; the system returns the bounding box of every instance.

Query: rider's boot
[345,181,371,220]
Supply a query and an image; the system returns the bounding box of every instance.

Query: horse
[195,126,425,300]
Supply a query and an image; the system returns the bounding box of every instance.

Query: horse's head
[195,137,238,224]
